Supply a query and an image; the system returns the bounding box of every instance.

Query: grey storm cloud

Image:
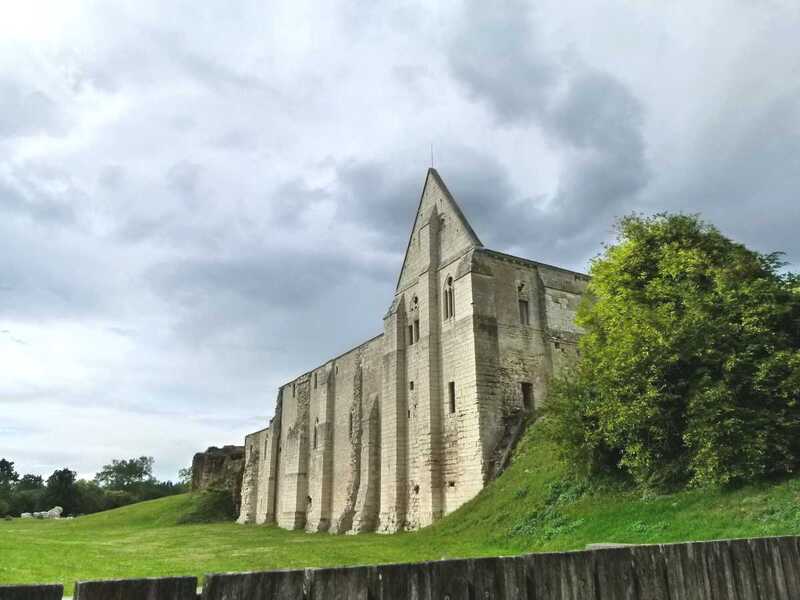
[447,2,649,264]
[1,0,799,480]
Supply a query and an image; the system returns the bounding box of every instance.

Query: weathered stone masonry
[237,169,589,533]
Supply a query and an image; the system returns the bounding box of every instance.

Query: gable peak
[395,169,483,291]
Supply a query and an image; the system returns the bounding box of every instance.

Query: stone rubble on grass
[22,506,64,519]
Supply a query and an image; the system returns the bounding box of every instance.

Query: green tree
[177,466,192,488]
[45,468,78,514]
[0,459,19,487]
[94,456,154,490]
[0,459,19,515]
[16,474,44,491]
[544,213,800,489]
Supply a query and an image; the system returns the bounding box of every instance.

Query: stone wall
[191,445,245,514]
[191,445,245,492]
[235,169,589,534]
[472,250,589,482]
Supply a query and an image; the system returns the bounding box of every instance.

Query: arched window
[443,276,455,320]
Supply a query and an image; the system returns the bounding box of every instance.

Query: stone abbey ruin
[235,169,588,533]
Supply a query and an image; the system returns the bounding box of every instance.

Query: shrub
[176,490,236,524]
[544,213,800,489]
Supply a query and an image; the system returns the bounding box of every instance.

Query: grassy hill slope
[2,422,799,594]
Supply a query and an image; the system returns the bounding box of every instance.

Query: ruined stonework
[192,446,245,492]
[192,445,245,514]
[237,169,588,533]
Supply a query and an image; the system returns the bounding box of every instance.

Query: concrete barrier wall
[0,584,63,600]
[6,535,799,599]
[201,535,800,600]
[73,576,197,600]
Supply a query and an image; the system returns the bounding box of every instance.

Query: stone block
[201,570,304,600]
[0,584,63,600]
[74,576,197,600]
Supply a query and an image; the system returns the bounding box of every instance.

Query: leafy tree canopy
[94,456,155,490]
[544,213,800,489]
[45,468,78,514]
[16,474,44,491]
[0,459,19,486]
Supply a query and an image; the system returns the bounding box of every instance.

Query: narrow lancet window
[519,299,530,325]
[443,276,455,320]
[448,381,456,413]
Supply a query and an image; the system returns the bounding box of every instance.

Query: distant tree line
[0,456,191,517]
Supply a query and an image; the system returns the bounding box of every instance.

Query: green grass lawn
[3,423,799,595]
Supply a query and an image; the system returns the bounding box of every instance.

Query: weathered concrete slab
[0,584,63,600]
[306,565,371,600]
[27,534,795,600]
[591,546,637,600]
[631,544,670,600]
[201,569,304,600]
[74,576,197,600]
[364,561,429,599]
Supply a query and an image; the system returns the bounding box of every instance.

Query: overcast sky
[2,0,799,481]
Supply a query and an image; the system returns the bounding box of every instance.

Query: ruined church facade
[237,169,588,533]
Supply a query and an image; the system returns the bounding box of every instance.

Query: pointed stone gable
[396,169,482,291]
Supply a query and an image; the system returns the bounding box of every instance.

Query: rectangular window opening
[448,381,456,414]
[409,381,414,391]
[521,382,533,410]
[314,373,318,389]
[413,319,420,342]
[408,324,414,346]
[519,299,530,325]
[448,481,456,488]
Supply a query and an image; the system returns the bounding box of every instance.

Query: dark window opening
[409,381,414,391]
[448,481,455,488]
[413,319,420,342]
[521,382,533,410]
[335,365,339,375]
[443,276,455,320]
[313,419,319,449]
[408,409,411,419]
[349,413,353,436]
[408,324,414,346]
[413,485,420,495]
[519,299,530,325]
[292,383,296,397]
[448,381,456,414]
[554,341,561,350]
[314,372,318,389]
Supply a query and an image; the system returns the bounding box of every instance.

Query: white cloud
[0,0,799,479]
